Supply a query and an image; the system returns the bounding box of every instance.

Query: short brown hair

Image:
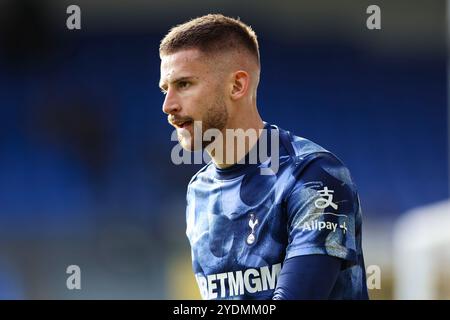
[159,14,260,66]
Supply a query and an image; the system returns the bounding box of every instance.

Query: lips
[177,120,192,129]
[171,119,193,129]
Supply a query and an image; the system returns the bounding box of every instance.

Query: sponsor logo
[302,219,347,234]
[314,186,338,210]
[299,186,348,234]
[195,263,282,299]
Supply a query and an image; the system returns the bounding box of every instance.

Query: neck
[207,109,265,169]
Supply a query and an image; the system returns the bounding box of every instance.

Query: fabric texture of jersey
[185,122,369,300]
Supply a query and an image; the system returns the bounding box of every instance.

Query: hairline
[160,46,260,71]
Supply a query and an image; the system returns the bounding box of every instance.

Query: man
[159,14,369,300]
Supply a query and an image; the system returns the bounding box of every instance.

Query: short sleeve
[285,153,359,265]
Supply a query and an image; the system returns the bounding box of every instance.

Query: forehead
[160,49,209,81]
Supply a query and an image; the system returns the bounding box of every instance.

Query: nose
[162,90,181,115]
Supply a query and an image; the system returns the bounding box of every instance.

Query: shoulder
[187,161,214,188]
[275,125,343,171]
[273,124,356,194]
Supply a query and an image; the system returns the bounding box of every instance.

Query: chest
[186,177,288,275]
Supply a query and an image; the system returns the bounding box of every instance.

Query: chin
[178,127,204,152]
[179,138,202,152]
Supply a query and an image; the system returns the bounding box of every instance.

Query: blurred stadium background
[0,0,448,299]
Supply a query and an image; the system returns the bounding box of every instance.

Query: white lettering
[366,5,381,30]
[244,268,262,293]
[66,5,81,30]
[260,263,281,290]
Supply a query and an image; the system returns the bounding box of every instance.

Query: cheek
[185,82,222,117]
[186,93,211,117]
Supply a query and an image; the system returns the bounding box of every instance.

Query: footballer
[159,14,369,300]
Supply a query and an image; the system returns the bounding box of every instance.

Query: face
[160,49,229,151]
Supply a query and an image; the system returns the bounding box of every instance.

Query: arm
[272,254,342,300]
[285,153,359,264]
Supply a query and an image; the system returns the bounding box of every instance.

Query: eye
[177,81,190,89]
[160,88,167,95]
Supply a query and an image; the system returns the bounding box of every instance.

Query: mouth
[171,119,193,129]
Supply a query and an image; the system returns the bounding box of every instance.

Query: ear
[230,70,250,100]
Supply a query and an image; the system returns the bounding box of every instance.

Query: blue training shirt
[185,122,369,300]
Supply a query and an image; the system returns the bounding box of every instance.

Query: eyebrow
[159,76,197,91]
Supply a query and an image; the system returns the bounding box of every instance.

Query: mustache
[168,116,194,126]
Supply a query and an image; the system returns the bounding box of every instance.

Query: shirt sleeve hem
[286,245,357,263]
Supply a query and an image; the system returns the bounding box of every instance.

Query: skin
[159,48,264,168]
